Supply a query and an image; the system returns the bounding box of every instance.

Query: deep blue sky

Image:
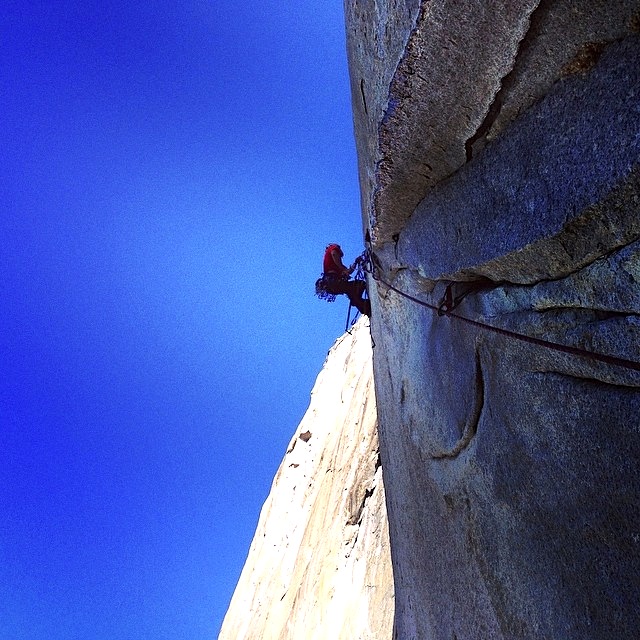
[1,2,365,638]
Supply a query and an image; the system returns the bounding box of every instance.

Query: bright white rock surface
[219,318,393,640]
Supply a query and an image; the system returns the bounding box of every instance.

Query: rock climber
[316,243,371,317]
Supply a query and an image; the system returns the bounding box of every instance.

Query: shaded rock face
[345,1,640,639]
[218,320,393,640]
[347,0,639,245]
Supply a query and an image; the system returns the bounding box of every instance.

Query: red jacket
[323,244,344,275]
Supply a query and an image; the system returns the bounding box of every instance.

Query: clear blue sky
[1,2,365,638]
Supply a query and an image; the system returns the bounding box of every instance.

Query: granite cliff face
[218,320,393,640]
[221,4,639,638]
[345,1,640,639]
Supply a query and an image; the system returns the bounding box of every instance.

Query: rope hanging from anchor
[361,240,640,373]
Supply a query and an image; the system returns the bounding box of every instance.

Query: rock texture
[347,0,640,245]
[345,1,640,639]
[218,319,393,640]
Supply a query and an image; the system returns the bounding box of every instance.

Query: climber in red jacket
[316,243,371,316]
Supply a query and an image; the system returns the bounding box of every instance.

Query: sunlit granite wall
[218,320,393,640]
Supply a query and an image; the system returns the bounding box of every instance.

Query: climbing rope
[345,252,370,332]
[361,245,640,373]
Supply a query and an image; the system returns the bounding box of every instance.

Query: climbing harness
[360,242,640,373]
